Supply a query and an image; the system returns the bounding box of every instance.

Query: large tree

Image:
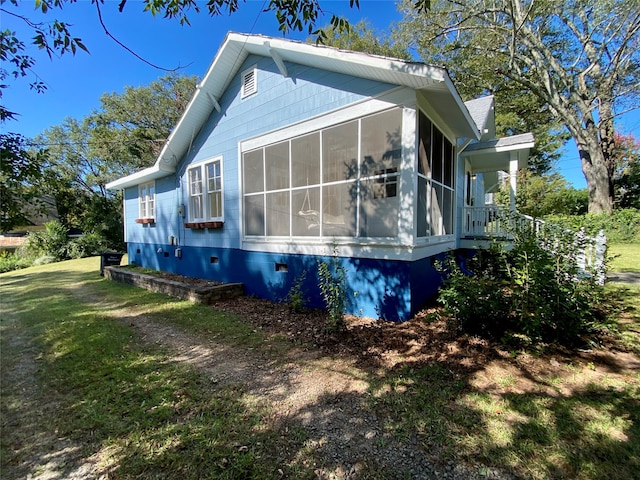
[612,132,640,209]
[396,0,640,213]
[0,132,47,232]
[34,74,197,244]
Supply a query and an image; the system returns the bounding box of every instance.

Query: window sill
[185,221,224,230]
[135,218,156,224]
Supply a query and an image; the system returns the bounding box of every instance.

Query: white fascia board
[241,238,456,262]
[105,163,174,190]
[460,141,535,157]
[443,74,481,141]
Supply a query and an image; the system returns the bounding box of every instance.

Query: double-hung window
[139,181,155,219]
[187,157,224,221]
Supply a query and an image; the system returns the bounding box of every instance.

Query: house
[106,33,534,321]
[0,195,60,253]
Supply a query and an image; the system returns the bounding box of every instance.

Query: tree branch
[94,1,185,72]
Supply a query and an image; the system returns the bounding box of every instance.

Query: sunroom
[236,101,460,259]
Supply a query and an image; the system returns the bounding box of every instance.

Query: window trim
[138,181,156,222]
[186,156,224,223]
[416,110,456,238]
[242,107,403,241]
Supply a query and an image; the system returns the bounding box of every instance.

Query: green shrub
[438,226,610,346]
[284,270,309,313]
[68,233,109,259]
[0,251,32,273]
[436,247,513,336]
[23,221,70,261]
[545,208,640,242]
[317,247,347,333]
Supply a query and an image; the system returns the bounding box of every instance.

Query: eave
[106,32,480,190]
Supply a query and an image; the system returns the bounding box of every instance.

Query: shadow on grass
[2,264,639,479]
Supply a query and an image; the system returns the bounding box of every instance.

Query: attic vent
[241,67,257,98]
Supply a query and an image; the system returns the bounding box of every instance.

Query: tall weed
[317,246,347,333]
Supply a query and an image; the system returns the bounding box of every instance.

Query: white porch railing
[461,206,607,284]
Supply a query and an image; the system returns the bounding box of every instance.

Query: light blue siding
[122,53,449,320]
[167,55,396,250]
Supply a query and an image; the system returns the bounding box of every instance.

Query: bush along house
[106,33,535,321]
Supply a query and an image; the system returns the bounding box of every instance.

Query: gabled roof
[464,95,494,134]
[107,32,480,190]
[461,132,535,174]
[462,132,535,154]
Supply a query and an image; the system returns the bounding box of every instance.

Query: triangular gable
[464,95,495,141]
[107,32,480,190]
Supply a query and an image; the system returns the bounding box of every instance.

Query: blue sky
[3,0,638,189]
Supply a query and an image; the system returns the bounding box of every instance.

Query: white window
[241,66,257,98]
[187,157,224,221]
[139,181,155,219]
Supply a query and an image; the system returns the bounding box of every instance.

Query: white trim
[240,88,413,151]
[106,162,174,190]
[186,156,224,222]
[399,107,416,245]
[241,237,456,261]
[138,181,156,219]
[264,41,288,77]
[240,104,407,243]
[122,195,128,242]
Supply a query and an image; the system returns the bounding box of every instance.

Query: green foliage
[545,208,640,243]
[284,270,310,313]
[33,74,195,248]
[396,0,639,213]
[67,232,110,259]
[317,247,347,333]
[0,251,32,273]
[87,73,198,172]
[21,220,112,263]
[314,19,412,60]
[613,132,640,209]
[0,133,48,232]
[438,227,610,346]
[23,220,70,261]
[436,248,512,337]
[497,171,588,216]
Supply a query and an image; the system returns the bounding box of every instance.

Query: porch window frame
[416,110,456,239]
[241,107,403,241]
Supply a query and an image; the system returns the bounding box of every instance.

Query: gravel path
[111,306,514,480]
[2,287,517,480]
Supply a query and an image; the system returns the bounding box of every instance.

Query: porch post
[509,152,518,210]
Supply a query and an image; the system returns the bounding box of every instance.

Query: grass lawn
[608,242,640,272]
[2,257,639,480]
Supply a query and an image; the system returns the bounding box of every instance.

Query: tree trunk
[576,136,614,214]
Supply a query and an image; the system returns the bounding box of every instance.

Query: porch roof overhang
[107,32,480,191]
[460,132,534,174]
